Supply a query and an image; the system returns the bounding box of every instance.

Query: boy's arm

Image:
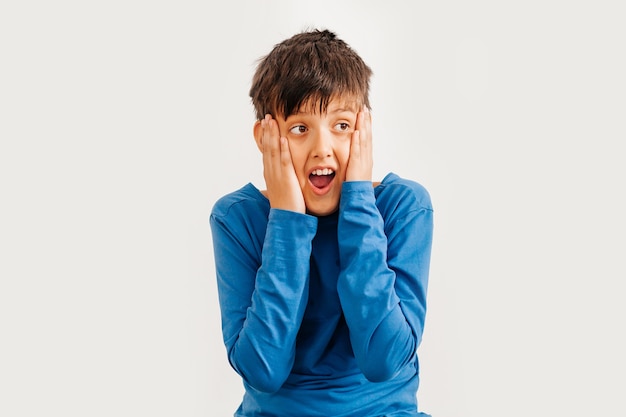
[337,181,433,382]
[210,208,317,393]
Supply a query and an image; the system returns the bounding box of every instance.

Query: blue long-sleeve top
[209,173,434,417]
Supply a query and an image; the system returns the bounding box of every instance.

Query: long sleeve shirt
[209,172,434,417]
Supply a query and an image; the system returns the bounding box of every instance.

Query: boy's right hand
[260,114,306,214]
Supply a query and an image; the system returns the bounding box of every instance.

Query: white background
[1,1,625,416]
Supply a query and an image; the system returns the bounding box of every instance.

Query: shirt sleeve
[210,207,318,393]
[337,181,433,382]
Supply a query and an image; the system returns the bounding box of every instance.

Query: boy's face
[274,99,358,216]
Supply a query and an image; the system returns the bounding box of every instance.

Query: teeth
[312,168,334,175]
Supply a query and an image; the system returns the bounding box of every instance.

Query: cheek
[336,141,351,166]
[286,141,305,161]
[285,143,309,178]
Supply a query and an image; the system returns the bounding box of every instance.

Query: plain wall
[1,1,625,416]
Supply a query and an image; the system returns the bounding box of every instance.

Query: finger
[358,108,372,144]
[350,129,361,160]
[261,117,272,168]
[356,107,366,128]
[280,136,293,169]
[356,109,372,160]
[262,115,281,163]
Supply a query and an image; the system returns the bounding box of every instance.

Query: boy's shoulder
[210,183,270,220]
[375,172,433,212]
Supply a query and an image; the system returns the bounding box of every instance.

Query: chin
[305,201,339,217]
[303,186,341,216]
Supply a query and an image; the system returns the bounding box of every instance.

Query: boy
[210,29,433,417]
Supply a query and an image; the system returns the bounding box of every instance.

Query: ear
[253,120,263,153]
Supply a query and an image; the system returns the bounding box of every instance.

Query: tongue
[310,174,333,189]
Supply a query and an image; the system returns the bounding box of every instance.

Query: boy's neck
[259,181,381,199]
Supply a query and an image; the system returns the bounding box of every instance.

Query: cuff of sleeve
[342,181,375,193]
[264,209,317,273]
[268,208,318,233]
[341,181,375,206]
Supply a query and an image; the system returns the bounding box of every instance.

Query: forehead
[295,95,361,115]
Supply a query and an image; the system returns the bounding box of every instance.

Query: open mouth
[309,168,336,191]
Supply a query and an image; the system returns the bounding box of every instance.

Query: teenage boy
[210,29,434,417]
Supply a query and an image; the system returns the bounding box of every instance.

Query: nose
[310,128,333,159]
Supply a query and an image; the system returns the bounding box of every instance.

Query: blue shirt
[210,173,434,417]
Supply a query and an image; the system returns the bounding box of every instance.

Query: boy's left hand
[345,108,373,182]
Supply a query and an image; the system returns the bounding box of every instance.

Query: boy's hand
[261,114,306,213]
[345,108,373,182]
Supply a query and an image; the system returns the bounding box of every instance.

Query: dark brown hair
[249,29,373,120]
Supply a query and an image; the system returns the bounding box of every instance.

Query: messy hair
[249,29,373,120]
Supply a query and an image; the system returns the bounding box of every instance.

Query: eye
[335,122,350,132]
[289,125,307,135]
